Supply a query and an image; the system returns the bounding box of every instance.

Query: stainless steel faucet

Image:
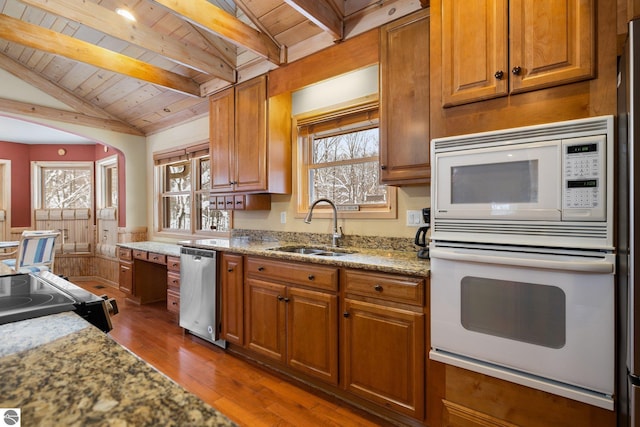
[304,198,343,247]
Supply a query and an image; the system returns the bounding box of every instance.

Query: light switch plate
[406,210,422,226]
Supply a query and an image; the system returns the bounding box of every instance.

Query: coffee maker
[414,208,430,259]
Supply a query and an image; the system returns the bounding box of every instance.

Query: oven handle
[429,247,614,274]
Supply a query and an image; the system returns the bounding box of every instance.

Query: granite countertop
[0,312,236,427]
[117,241,182,257]
[180,237,431,277]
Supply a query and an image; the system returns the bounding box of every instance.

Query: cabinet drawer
[133,250,148,260]
[118,247,132,261]
[246,257,338,291]
[167,271,180,290]
[344,270,424,306]
[147,252,166,265]
[167,289,180,314]
[167,256,181,272]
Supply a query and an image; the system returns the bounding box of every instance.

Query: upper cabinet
[209,75,291,194]
[441,0,595,107]
[379,9,431,185]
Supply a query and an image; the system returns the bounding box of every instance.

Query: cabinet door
[509,0,594,93]
[221,253,244,345]
[287,287,338,385]
[245,278,286,362]
[379,9,431,184]
[234,76,267,192]
[118,261,134,295]
[343,298,425,419]
[210,87,235,193]
[441,0,508,106]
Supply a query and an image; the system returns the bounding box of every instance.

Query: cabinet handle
[308,274,315,281]
[512,66,522,76]
[343,311,350,318]
[172,301,177,305]
[380,164,387,170]
[257,266,264,272]
[277,295,284,301]
[374,284,383,292]
[494,70,504,80]
[284,297,290,303]
[227,267,234,272]
[236,200,242,204]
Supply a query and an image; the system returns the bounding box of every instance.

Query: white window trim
[31,161,95,211]
[96,154,118,210]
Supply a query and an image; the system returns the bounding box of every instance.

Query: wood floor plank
[73,279,393,426]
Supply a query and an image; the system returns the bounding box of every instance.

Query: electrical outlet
[406,210,422,226]
[280,212,286,224]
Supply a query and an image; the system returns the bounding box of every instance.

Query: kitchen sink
[269,246,353,257]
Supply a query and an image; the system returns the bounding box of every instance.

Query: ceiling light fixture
[116,8,136,22]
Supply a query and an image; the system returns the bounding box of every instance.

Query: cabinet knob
[284,297,290,303]
[374,284,383,292]
[494,70,504,80]
[343,311,350,318]
[277,295,284,301]
[257,266,264,271]
[380,164,387,170]
[227,267,234,272]
[308,274,315,281]
[512,66,522,76]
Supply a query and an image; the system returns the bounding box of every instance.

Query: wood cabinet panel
[246,257,338,291]
[167,288,180,314]
[343,298,425,419]
[245,278,286,362]
[221,253,244,346]
[287,287,338,385]
[344,269,424,306]
[118,260,133,295]
[210,87,235,193]
[167,256,180,272]
[379,9,431,184]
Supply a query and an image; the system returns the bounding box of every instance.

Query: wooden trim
[284,0,343,40]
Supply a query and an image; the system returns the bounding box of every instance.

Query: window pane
[197,193,230,232]
[200,158,210,190]
[43,168,92,208]
[312,128,379,164]
[309,162,387,205]
[165,162,191,192]
[107,166,118,207]
[162,195,190,230]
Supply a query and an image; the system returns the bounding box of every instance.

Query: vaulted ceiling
[0,0,426,139]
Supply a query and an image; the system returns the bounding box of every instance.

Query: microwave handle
[429,247,614,274]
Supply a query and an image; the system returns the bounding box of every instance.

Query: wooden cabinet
[342,269,426,419]
[166,255,181,315]
[379,9,430,185]
[220,253,244,345]
[209,75,291,195]
[244,257,339,385]
[117,246,168,305]
[441,0,594,107]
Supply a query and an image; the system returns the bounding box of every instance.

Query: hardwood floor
[75,279,394,427]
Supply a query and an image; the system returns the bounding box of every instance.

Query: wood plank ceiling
[0,0,427,138]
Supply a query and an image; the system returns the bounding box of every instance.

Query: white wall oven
[429,116,615,410]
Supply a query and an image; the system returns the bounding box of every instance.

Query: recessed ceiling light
[116,8,136,22]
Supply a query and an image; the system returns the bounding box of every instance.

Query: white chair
[1,230,60,274]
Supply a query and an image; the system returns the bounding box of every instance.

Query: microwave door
[434,140,562,221]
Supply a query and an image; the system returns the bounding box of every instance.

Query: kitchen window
[296,104,396,218]
[154,142,230,236]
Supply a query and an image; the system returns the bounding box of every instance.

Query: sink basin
[269,246,353,257]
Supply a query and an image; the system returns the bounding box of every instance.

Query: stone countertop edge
[0,312,236,427]
[117,239,430,277]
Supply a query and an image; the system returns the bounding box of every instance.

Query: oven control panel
[562,135,606,221]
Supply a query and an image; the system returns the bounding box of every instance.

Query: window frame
[154,142,231,238]
[96,154,118,210]
[32,161,95,211]
[295,102,397,219]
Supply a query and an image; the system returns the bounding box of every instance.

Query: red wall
[0,142,125,228]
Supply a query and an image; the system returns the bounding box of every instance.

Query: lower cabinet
[220,253,244,346]
[244,257,339,385]
[166,255,181,315]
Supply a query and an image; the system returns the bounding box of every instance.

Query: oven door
[429,242,615,409]
[433,139,562,221]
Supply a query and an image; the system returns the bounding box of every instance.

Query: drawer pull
[227,267,234,272]
[374,284,383,292]
[277,295,284,301]
[257,266,265,272]
[343,311,350,318]
[308,274,315,281]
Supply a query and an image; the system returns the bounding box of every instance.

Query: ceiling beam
[0,52,143,134]
[151,0,284,65]
[19,0,235,82]
[0,98,144,136]
[284,0,343,40]
[0,14,201,97]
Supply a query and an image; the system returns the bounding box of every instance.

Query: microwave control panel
[562,135,606,221]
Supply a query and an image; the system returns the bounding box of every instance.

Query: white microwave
[430,116,614,250]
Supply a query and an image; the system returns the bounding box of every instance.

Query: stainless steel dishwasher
[179,247,225,348]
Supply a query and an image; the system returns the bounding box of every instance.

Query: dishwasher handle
[181,247,216,258]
